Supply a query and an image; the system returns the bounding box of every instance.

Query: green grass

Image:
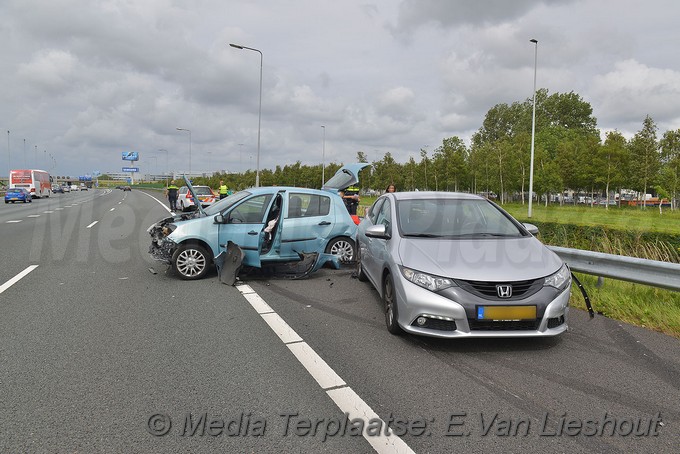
[503,202,680,235]
[571,274,680,338]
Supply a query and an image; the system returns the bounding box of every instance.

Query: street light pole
[7,130,10,174]
[176,128,191,176]
[528,38,538,218]
[230,43,263,187]
[321,125,326,187]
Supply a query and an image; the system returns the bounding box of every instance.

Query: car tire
[355,242,368,282]
[171,243,212,280]
[383,273,403,335]
[325,237,355,263]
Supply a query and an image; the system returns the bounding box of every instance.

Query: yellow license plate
[477,305,536,321]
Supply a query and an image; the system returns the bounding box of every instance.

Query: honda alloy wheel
[383,273,403,335]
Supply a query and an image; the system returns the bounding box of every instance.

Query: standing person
[386,183,397,193]
[166,180,179,212]
[218,180,229,199]
[340,185,360,215]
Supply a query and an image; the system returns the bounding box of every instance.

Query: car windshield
[396,198,525,238]
[204,190,251,215]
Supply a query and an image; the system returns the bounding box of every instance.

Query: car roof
[245,186,336,196]
[386,191,486,201]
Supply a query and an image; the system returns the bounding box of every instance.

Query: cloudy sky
[2,0,679,179]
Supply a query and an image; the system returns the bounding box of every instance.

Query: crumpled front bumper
[147,220,177,264]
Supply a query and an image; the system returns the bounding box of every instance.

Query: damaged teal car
[148,163,369,281]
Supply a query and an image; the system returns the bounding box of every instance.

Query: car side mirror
[214,214,225,224]
[523,223,539,235]
[365,224,390,239]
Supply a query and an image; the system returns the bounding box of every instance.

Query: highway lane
[1,188,678,453]
[0,189,373,453]
[249,269,680,453]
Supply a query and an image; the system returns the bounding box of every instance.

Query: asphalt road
[0,188,678,453]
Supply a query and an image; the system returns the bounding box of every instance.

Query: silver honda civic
[355,192,571,338]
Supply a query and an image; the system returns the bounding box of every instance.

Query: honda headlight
[401,267,454,292]
[544,264,571,289]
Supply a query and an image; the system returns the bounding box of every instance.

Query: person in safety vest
[166,180,179,211]
[340,185,360,215]
[219,180,229,199]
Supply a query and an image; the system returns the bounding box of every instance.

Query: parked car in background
[149,164,369,280]
[355,191,571,338]
[5,187,33,203]
[177,185,217,211]
[70,185,79,191]
[62,185,71,193]
[123,186,131,191]
[80,184,88,191]
[52,184,64,194]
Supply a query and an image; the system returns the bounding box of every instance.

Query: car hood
[397,236,563,282]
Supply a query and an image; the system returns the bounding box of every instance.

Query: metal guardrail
[548,246,680,292]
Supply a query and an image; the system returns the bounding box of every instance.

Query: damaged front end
[148,211,201,263]
[147,216,178,263]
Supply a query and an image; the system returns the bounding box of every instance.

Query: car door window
[374,198,391,232]
[368,197,385,224]
[228,194,273,224]
[287,193,331,218]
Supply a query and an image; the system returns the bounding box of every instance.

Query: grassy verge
[571,274,680,338]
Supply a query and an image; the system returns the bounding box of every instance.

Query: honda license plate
[477,305,536,321]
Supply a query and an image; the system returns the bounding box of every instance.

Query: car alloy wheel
[326,237,355,263]
[383,273,402,335]
[355,242,368,282]
[172,244,211,280]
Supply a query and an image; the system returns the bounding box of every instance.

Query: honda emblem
[497,284,512,298]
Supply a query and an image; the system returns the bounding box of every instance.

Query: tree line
[192,88,680,209]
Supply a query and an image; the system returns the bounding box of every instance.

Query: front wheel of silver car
[383,273,403,335]
[326,237,355,263]
[172,244,211,280]
[355,242,368,282]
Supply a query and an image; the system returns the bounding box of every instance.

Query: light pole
[7,130,10,174]
[23,139,26,168]
[528,38,538,218]
[176,128,191,176]
[230,43,263,187]
[34,145,37,168]
[321,125,326,187]
[157,148,169,186]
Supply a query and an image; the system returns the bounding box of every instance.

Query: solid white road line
[86,221,98,229]
[139,190,173,213]
[236,284,415,454]
[0,265,39,295]
[6,220,22,223]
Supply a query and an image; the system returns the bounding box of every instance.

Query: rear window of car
[193,186,213,195]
